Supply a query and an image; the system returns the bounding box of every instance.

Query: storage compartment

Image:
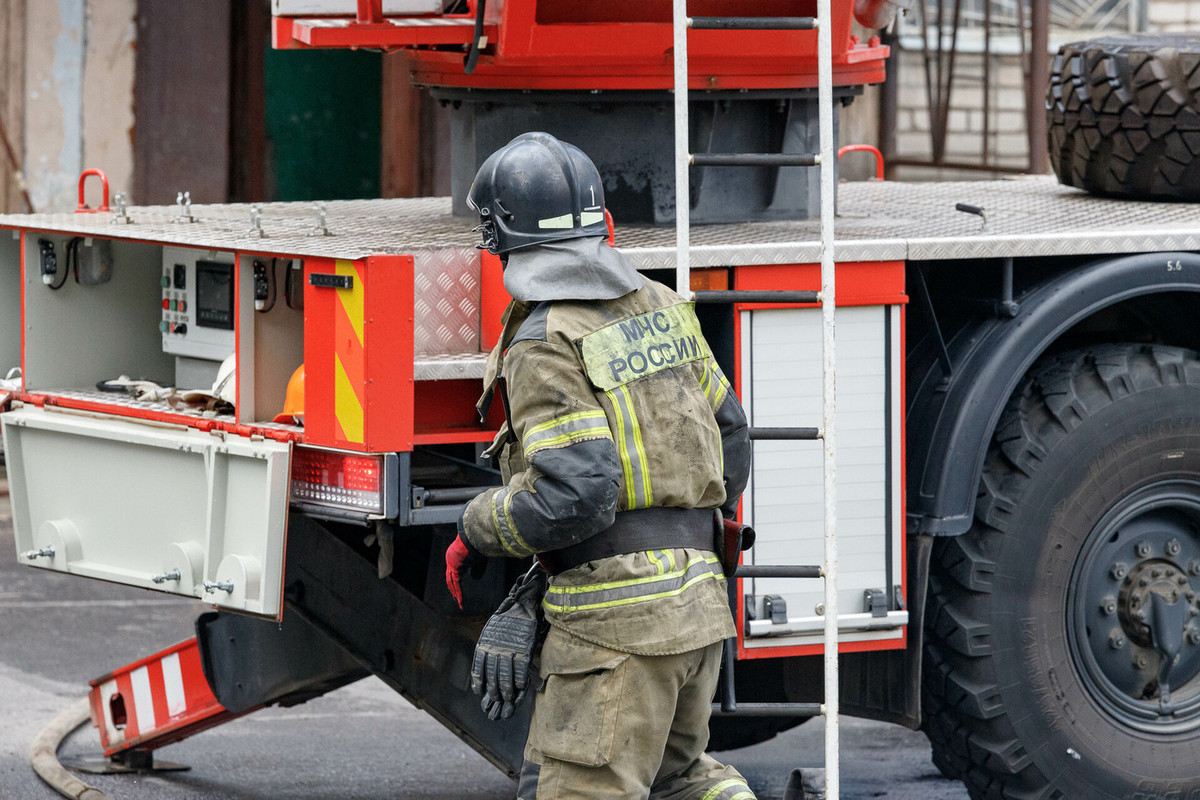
[18,233,306,432]
[1,405,291,618]
[23,234,174,393]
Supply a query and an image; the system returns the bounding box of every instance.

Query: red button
[178,300,186,313]
[162,298,170,310]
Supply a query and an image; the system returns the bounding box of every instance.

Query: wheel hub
[1117,558,1196,648]
[1071,489,1200,731]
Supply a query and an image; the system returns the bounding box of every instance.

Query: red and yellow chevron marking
[333,259,365,444]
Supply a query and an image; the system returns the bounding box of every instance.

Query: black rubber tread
[921,344,1200,800]
[1047,34,1200,200]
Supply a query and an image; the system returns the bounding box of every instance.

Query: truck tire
[923,344,1200,798]
[1047,35,1200,201]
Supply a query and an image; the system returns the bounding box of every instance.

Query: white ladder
[670,1,840,797]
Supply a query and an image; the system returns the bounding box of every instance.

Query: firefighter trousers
[516,628,755,800]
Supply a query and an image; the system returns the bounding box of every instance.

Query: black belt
[541,507,717,575]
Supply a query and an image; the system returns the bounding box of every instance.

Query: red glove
[445,535,486,609]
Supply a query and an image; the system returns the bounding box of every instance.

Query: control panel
[161,247,236,361]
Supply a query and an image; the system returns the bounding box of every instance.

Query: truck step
[735,565,822,579]
[710,702,823,717]
[693,290,820,305]
[748,426,821,441]
[692,153,819,167]
[689,17,818,30]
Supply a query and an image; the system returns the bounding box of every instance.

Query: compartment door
[739,305,907,651]
[2,406,290,619]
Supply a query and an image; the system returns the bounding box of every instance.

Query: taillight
[290,447,392,516]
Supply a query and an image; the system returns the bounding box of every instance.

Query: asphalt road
[0,465,970,799]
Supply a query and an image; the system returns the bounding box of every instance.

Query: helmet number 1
[589,185,596,206]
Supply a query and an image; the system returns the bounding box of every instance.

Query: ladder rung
[691,153,819,168]
[711,702,822,717]
[748,426,821,441]
[693,290,819,305]
[736,565,822,579]
[690,16,817,30]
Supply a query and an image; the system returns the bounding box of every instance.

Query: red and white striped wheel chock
[88,637,248,759]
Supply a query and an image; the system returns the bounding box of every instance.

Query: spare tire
[1046,34,1200,200]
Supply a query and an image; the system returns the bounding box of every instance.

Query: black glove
[471,562,549,720]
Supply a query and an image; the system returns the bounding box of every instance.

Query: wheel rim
[1069,481,1200,733]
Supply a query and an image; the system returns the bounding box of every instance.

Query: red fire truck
[3,3,1200,798]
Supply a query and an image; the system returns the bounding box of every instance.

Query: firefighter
[444,132,755,799]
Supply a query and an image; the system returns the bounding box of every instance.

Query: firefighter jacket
[461,270,751,656]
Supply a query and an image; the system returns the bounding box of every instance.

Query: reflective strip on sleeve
[522,409,612,460]
[710,360,730,407]
[700,359,730,408]
[701,778,756,800]
[543,555,723,613]
[605,386,653,508]
[492,488,534,557]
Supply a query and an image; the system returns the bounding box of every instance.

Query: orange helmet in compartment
[274,364,305,425]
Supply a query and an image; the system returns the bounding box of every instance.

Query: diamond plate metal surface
[414,352,488,381]
[7,177,1197,271]
[412,248,480,357]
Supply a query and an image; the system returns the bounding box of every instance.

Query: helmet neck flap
[502,236,644,302]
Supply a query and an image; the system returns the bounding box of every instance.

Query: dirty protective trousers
[516,629,756,800]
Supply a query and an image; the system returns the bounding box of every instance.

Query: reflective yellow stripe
[522,410,611,459]
[702,779,748,800]
[728,792,756,800]
[711,363,728,407]
[491,489,533,558]
[524,426,612,459]
[606,389,638,504]
[699,360,714,399]
[524,409,607,439]
[502,491,533,556]
[543,570,721,613]
[334,355,364,443]
[619,385,653,506]
[548,556,722,595]
[543,556,723,613]
[647,550,667,575]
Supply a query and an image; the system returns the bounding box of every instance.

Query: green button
[159,320,168,333]
[169,300,176,311]
[161,275,169,288]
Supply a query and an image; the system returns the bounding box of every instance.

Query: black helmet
[467,132,608,254]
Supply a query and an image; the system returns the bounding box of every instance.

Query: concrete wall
[23,0,135,214]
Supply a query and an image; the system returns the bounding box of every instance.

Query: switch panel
[161,247,235,362]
